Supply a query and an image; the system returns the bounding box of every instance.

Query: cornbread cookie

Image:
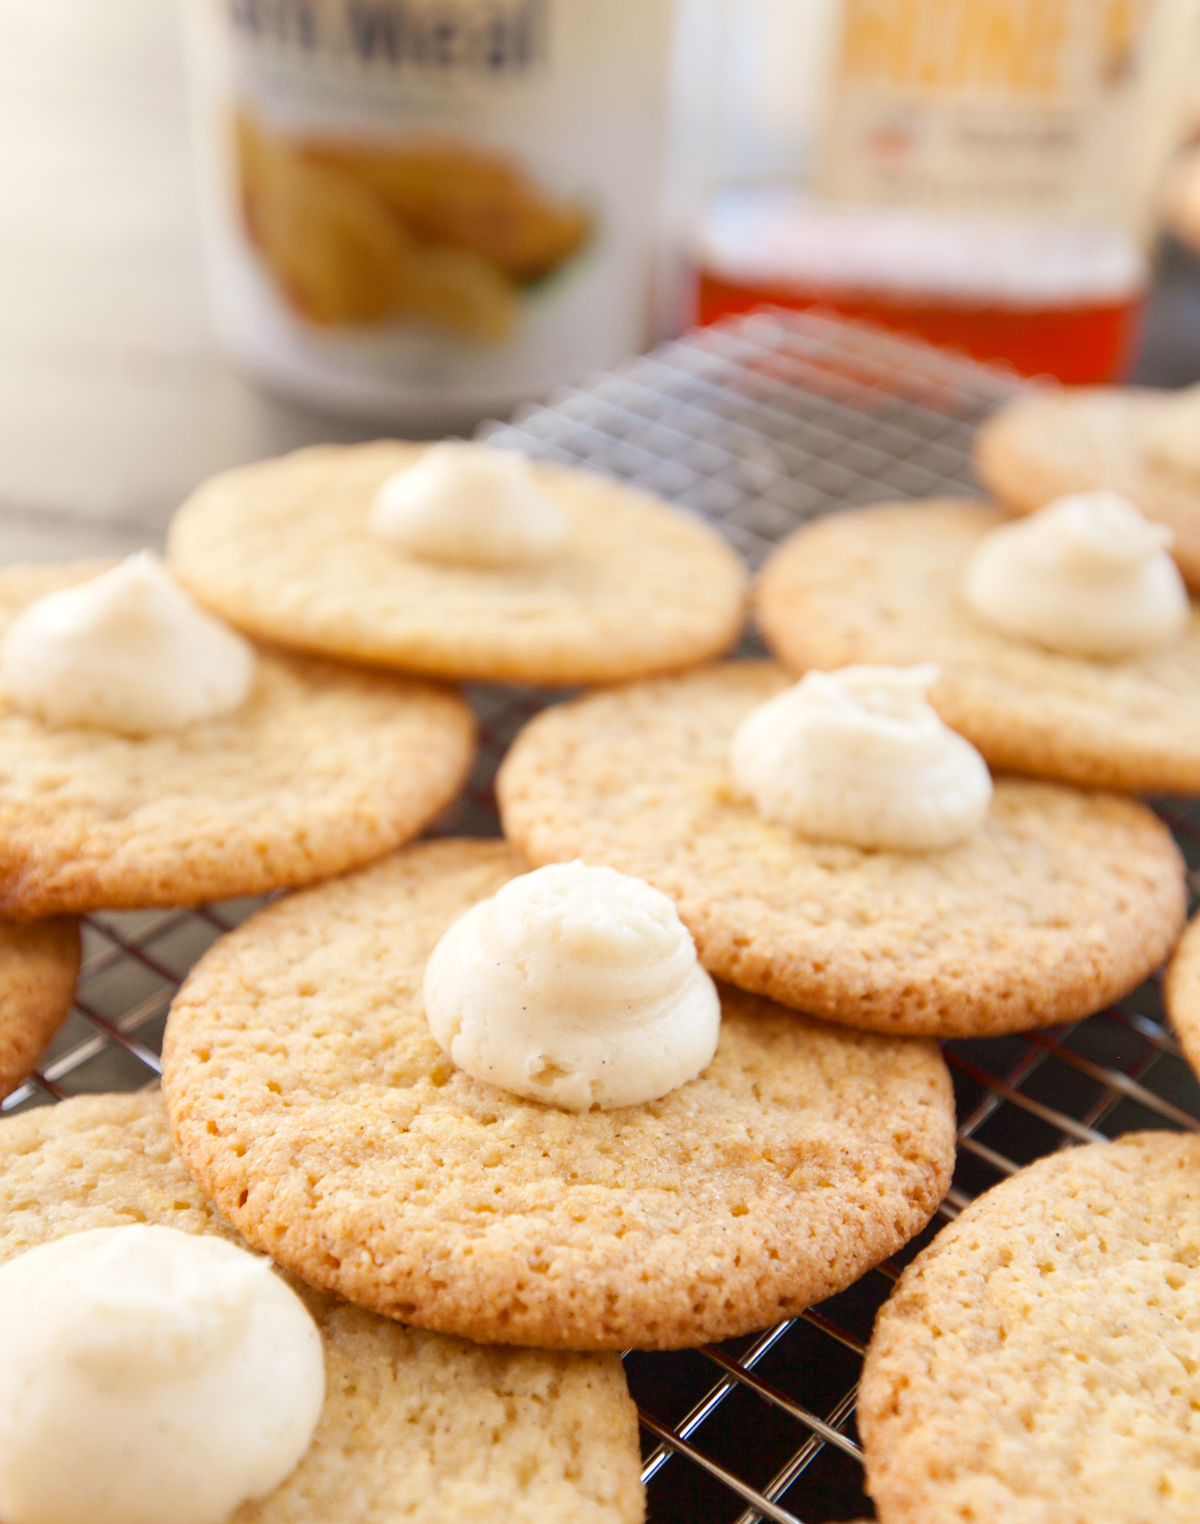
[975,387,1200,587]
[858,1134,1200,1524]
[162,838,955,1350]
[755,500,1200,792]
[166,442,748,685]
[0,562,475,916]
[1164,911,1200,1081]
[0,1092,644,1524]
[0,919,79,1098]
[496,662,1185,1036]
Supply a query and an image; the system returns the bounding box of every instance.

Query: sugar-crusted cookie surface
[166,442,748,685]
[0,1093,645,1524]
[975,387,1200,587]
[0,918,79,1098]
[496,662,1185,1036]
[0,563,475,916]
[161,838,955,1350]
[858,1134,1200,1524]
[755,500,1200,792]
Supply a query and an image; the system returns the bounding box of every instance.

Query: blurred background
[7,0,1200,560]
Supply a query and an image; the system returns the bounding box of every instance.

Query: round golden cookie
[0,919,79,1098]
[161,837,955,1351]
[0,1092,645,1524]
[755,499,1200,793]
[0,562,476,916]
[858,1133,1200,1524]
[975,386,1200,588]
[165,441,748,685]
[495,661,1186,1037]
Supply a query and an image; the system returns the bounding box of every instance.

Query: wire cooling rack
[6,309,1200,1524]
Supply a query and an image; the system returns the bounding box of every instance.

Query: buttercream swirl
[730,664,992,851]
[964,491,1188,658]
[424,861,720,1112]
[0,1225,324,1524]
[369,442,567,566]
[0,552,256,733]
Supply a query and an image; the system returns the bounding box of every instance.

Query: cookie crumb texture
[497,663,1184,1036]
[975,387,1200,588]
[0,917,79,1098]
[0,1093,645,1524]
[0,563,476,916]
[756,501,1200,793]
[162,838,955,1350]
[167,442,749,684]
[859,1134,1200,1524]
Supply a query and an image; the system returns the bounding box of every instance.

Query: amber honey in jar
[182,0,675,425]
[696,193,1145,383]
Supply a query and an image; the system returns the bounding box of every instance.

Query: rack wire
[6,310,1200,1524]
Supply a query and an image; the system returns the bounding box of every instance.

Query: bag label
[227,0,549,77]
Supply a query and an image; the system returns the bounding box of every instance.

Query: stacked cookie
[5,420,1198,1524]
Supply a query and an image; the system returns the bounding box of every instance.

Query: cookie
[161,837,955,1350]
[975,386,1200,587]
[496,661,1185,1037]
[1163,912,1200,1082]
[0,1092,645,1524]
[0,562,475,916]
[0,918,79,1098]
[858,1133,1200,1524]
[165,442,748,685]
[755,500,1200,792]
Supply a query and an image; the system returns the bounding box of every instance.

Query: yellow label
[835,0,1154,101]
[818,0,1177,223]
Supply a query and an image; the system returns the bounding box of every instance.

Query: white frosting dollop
[1145,384,1200,480]
[0,1225,325,1524]
[731,665,992,852]
[424,862,720,1112]
[964,491,1189,659]
[369,442,568,566]
[0,551,256,734]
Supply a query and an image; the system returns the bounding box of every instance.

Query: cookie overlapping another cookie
[755,498,1200,793]
[497,661,1185,1037]
[165,441,748,686]
[1163,913,1200,1085]
[0,918,79,1099]
[160,837,956,1350]
[0,1092,646,1524]
[976,383,1200,588]
[0,559,475,915]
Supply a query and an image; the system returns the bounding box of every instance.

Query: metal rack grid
[5,309,1200,1524]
